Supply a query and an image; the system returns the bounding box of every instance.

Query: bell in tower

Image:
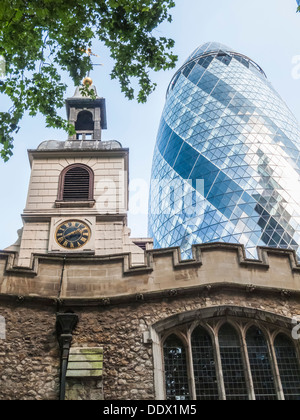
[66,77,107,141]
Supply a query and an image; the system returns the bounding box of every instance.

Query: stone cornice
[0,281,298,311]
[27,147,129,167]
[20,213,128,222]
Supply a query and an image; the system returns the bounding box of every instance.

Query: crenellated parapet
[1,243,300,303]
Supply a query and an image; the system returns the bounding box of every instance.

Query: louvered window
[58,164,94,202]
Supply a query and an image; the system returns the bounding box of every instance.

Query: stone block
[66,347,103,378]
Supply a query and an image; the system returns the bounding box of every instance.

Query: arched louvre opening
[274,334,300,400]
[63,166,89,201]
[191,326,218,400]
[246,326,277,400]
[58,164,94,202]
[163,334,190,400]
[218,323,248,400]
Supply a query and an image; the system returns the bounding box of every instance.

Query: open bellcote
[66,83,107,141]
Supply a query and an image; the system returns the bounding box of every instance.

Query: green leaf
[0,0,177,160]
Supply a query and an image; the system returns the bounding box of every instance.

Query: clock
[55,220,91,249]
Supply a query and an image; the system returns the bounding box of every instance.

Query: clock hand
[64,228,83,238]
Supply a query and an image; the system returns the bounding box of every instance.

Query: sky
[0,0,299,250]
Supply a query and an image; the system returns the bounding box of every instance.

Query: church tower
[7,79,152,267]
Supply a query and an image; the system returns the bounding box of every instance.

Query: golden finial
[83,76,93,87]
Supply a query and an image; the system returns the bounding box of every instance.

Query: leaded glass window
[246,326,277,400]
[218,324,248,400]
[160,317,300,400]
[191,326,218,400]
[274,334,300,400]
[163,334,190,400]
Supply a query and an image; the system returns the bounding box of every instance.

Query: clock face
[55,220,91,249]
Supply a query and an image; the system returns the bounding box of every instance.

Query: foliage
[0,0,177,161]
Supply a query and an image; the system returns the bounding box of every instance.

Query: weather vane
[81,47,103,86]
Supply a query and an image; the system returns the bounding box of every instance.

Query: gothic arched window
[163,334,190,400]
[246,326,277,400]
[274,333,300,400]
[219,323,248,400]
[191,326,218,400]
[157,310,300,400]
[57,164,94,202]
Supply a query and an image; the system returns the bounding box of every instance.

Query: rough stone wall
[66,379,103,401]
[0,302,59,400]
[94,290,299,400]
[1,285,299,400]
[71,305,155,400]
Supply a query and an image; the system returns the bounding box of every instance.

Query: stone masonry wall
[0,302,59,400]
[0,287,299,400]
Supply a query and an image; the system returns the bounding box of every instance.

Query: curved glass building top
[180,42,267,87]
[149,42,300,260]
[184,42,234,62]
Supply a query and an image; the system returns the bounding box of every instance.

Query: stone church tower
[6,80,151,268]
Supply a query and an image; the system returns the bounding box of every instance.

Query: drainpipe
[56,312,79,401]
[56,256,66,313]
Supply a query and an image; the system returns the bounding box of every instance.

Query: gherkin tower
[148,42,300,259]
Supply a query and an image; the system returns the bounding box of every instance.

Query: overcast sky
[0,0,299,250]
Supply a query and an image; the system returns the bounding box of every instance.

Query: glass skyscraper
[148,42,300,260]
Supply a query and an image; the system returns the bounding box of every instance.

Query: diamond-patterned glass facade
[149,42,300,259]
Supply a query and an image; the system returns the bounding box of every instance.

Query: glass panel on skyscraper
[149,42,300,260]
